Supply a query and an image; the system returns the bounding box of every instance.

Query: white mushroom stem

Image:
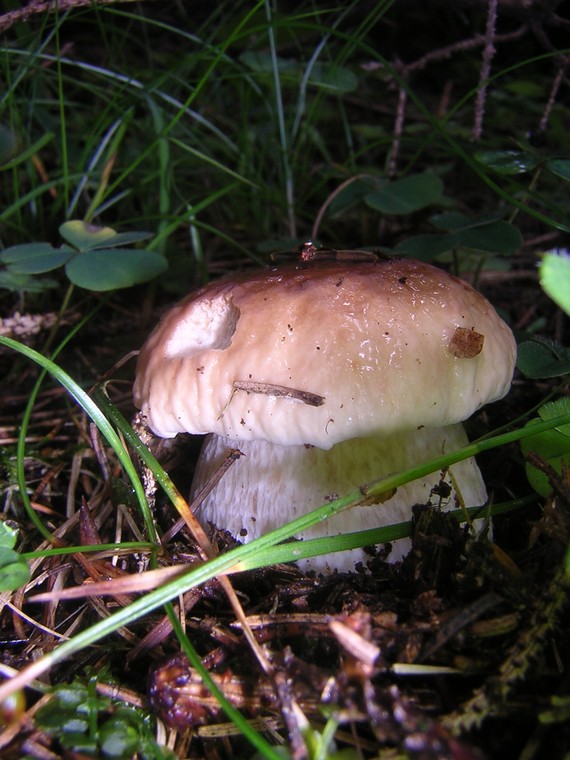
[190,422,488,574]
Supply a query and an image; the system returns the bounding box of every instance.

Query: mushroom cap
[133,257,516,448]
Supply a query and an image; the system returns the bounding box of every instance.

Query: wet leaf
[0,242,74,274]
[546,158,570,183]
[99,719,140,758]
[521,399,570,497]
[393,233,451,260]
[394,218,521,260]
[505,80,544,98]
[240,51,297,74]
[475,149,539,175]
[451,220,522,255]
[65,248,167,291]
[36,682,175,759]
[540,251,570,315]
[517,338,570,379]
[59,221,153,252]
[328,176,381,217]
[0,270,58,292]
[0,547,30,592]
[429,211,471,232]
[364,172,443,215]
[429,210,504,232]
[60,220,118,251]
[89,230,153,249]
[0,521,18,550]
[308,62,358,93]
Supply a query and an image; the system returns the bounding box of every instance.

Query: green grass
[1,1,570,757]
[2,2,569,277]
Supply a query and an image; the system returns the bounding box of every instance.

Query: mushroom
[133,254,516,573]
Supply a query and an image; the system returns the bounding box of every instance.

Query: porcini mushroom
[133,254,516,573]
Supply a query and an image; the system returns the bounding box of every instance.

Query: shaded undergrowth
[0,1,569,758]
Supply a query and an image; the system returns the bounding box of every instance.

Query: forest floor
[0,2,569,758]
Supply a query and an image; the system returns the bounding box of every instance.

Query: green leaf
[0,547,30,591]
[475,149,539,175]
[238,54,358,93]
[60,220,118,251]
[393,233,452,261]
[394,219,521,259]
[1,242,61,263]
[546,158,570,183]
[36,681,174,759]
[538,398,570,433]
[539,694,570,726]
[0,521,18,550]
[364,172,443,215]
[540,252,570,315]
[504,80,544,98]
[328,176,382,217]
[1,242,74,274]
[522,421,570,459]
[99,722,140,758]
[36,704,87,730]
[429,211,471,232]
[89,230,154,250]
[307,62,358,93]
[65,249,168,291]
[60,733,99,752]
[517,338,570,379]
[55,685,90,708]
[0,270,58,292]
[239,51,297,75]
[521,399,570,497]
[451,220,522,255]
[429,211,504,232]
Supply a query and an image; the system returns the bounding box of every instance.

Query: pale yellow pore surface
[133,258,516,448]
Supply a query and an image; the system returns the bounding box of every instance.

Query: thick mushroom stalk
[191,424,487,574]
[133,255,516,573]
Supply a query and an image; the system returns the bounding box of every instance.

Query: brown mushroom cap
[133,257,516,448]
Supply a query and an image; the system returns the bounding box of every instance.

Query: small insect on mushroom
[133,252,516,574]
